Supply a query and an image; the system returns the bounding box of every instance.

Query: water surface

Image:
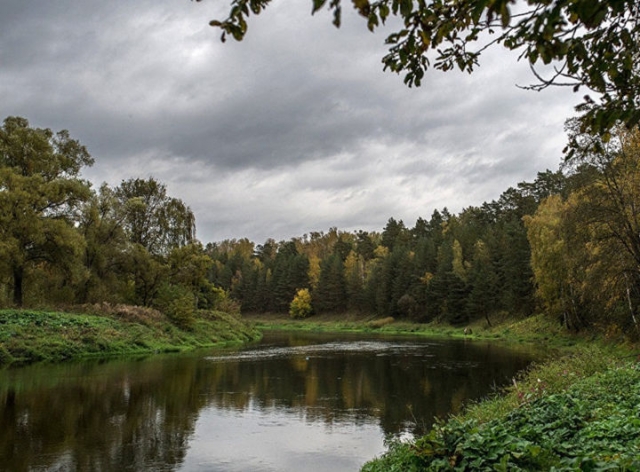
[0,331,537,471]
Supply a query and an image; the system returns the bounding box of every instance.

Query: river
[0,331,537,472]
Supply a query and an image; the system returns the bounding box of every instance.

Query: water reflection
[0,332,536,472]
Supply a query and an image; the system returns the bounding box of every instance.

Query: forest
[2,115,640,338]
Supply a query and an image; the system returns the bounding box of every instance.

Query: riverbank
[242,311,584,349]
[244,312,640,470]
[361,344,640,471]
[0,306,261,365]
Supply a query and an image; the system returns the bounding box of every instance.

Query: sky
[1,0,579,244]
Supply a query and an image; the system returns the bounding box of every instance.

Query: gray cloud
[1,0,578,243]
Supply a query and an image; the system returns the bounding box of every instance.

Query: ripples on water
[206,340,437,361]
[205,339,483,370]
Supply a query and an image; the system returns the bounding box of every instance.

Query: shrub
[155,284,196,330]
[290,289,313,319]
[166,294,196,330]
[198,283,241,315]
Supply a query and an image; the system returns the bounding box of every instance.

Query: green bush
[167,295,196,330]
[155,284,196,330]
[289,289,313,319]
[198,283,241,314]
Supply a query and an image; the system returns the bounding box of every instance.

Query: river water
[0,331,537,472]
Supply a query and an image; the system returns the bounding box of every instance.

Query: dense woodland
[1,116,640,336]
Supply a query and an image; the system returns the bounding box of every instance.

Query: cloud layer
[1,0,578,243]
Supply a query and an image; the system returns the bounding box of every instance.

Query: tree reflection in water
[0,332,536,472]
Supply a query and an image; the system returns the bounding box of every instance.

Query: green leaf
[312,0,328,13]
[500,3,510,28]
[367,12,379,31]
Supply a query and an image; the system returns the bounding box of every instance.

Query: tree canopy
[0,117,206,312]
[201,0,640,134]
[114,177,196,256]
[0,117,94,306]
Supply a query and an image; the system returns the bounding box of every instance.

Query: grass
[462,343,626,424]
[0,305,261,365]
[243,312,585,351]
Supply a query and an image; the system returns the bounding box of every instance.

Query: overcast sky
[1,0,579,244]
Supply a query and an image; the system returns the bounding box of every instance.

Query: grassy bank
[0,305,261,365]
[242,312,581,349]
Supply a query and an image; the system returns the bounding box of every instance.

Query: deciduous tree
[0,117,93,306]
[563,126,640,331]
[290,288,313,318]
[114,177,195,256]
[76,184,128,303]
[524,194,583,329]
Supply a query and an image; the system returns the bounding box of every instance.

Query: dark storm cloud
[0,0,579,243]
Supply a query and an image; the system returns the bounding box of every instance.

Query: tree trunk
[624,274,639,332]
[12,266,24,307]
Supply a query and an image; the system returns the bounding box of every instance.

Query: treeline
[0,116,228,328]
[2,115,640,335]
[207,126,640,335]
[206,171,561,325]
